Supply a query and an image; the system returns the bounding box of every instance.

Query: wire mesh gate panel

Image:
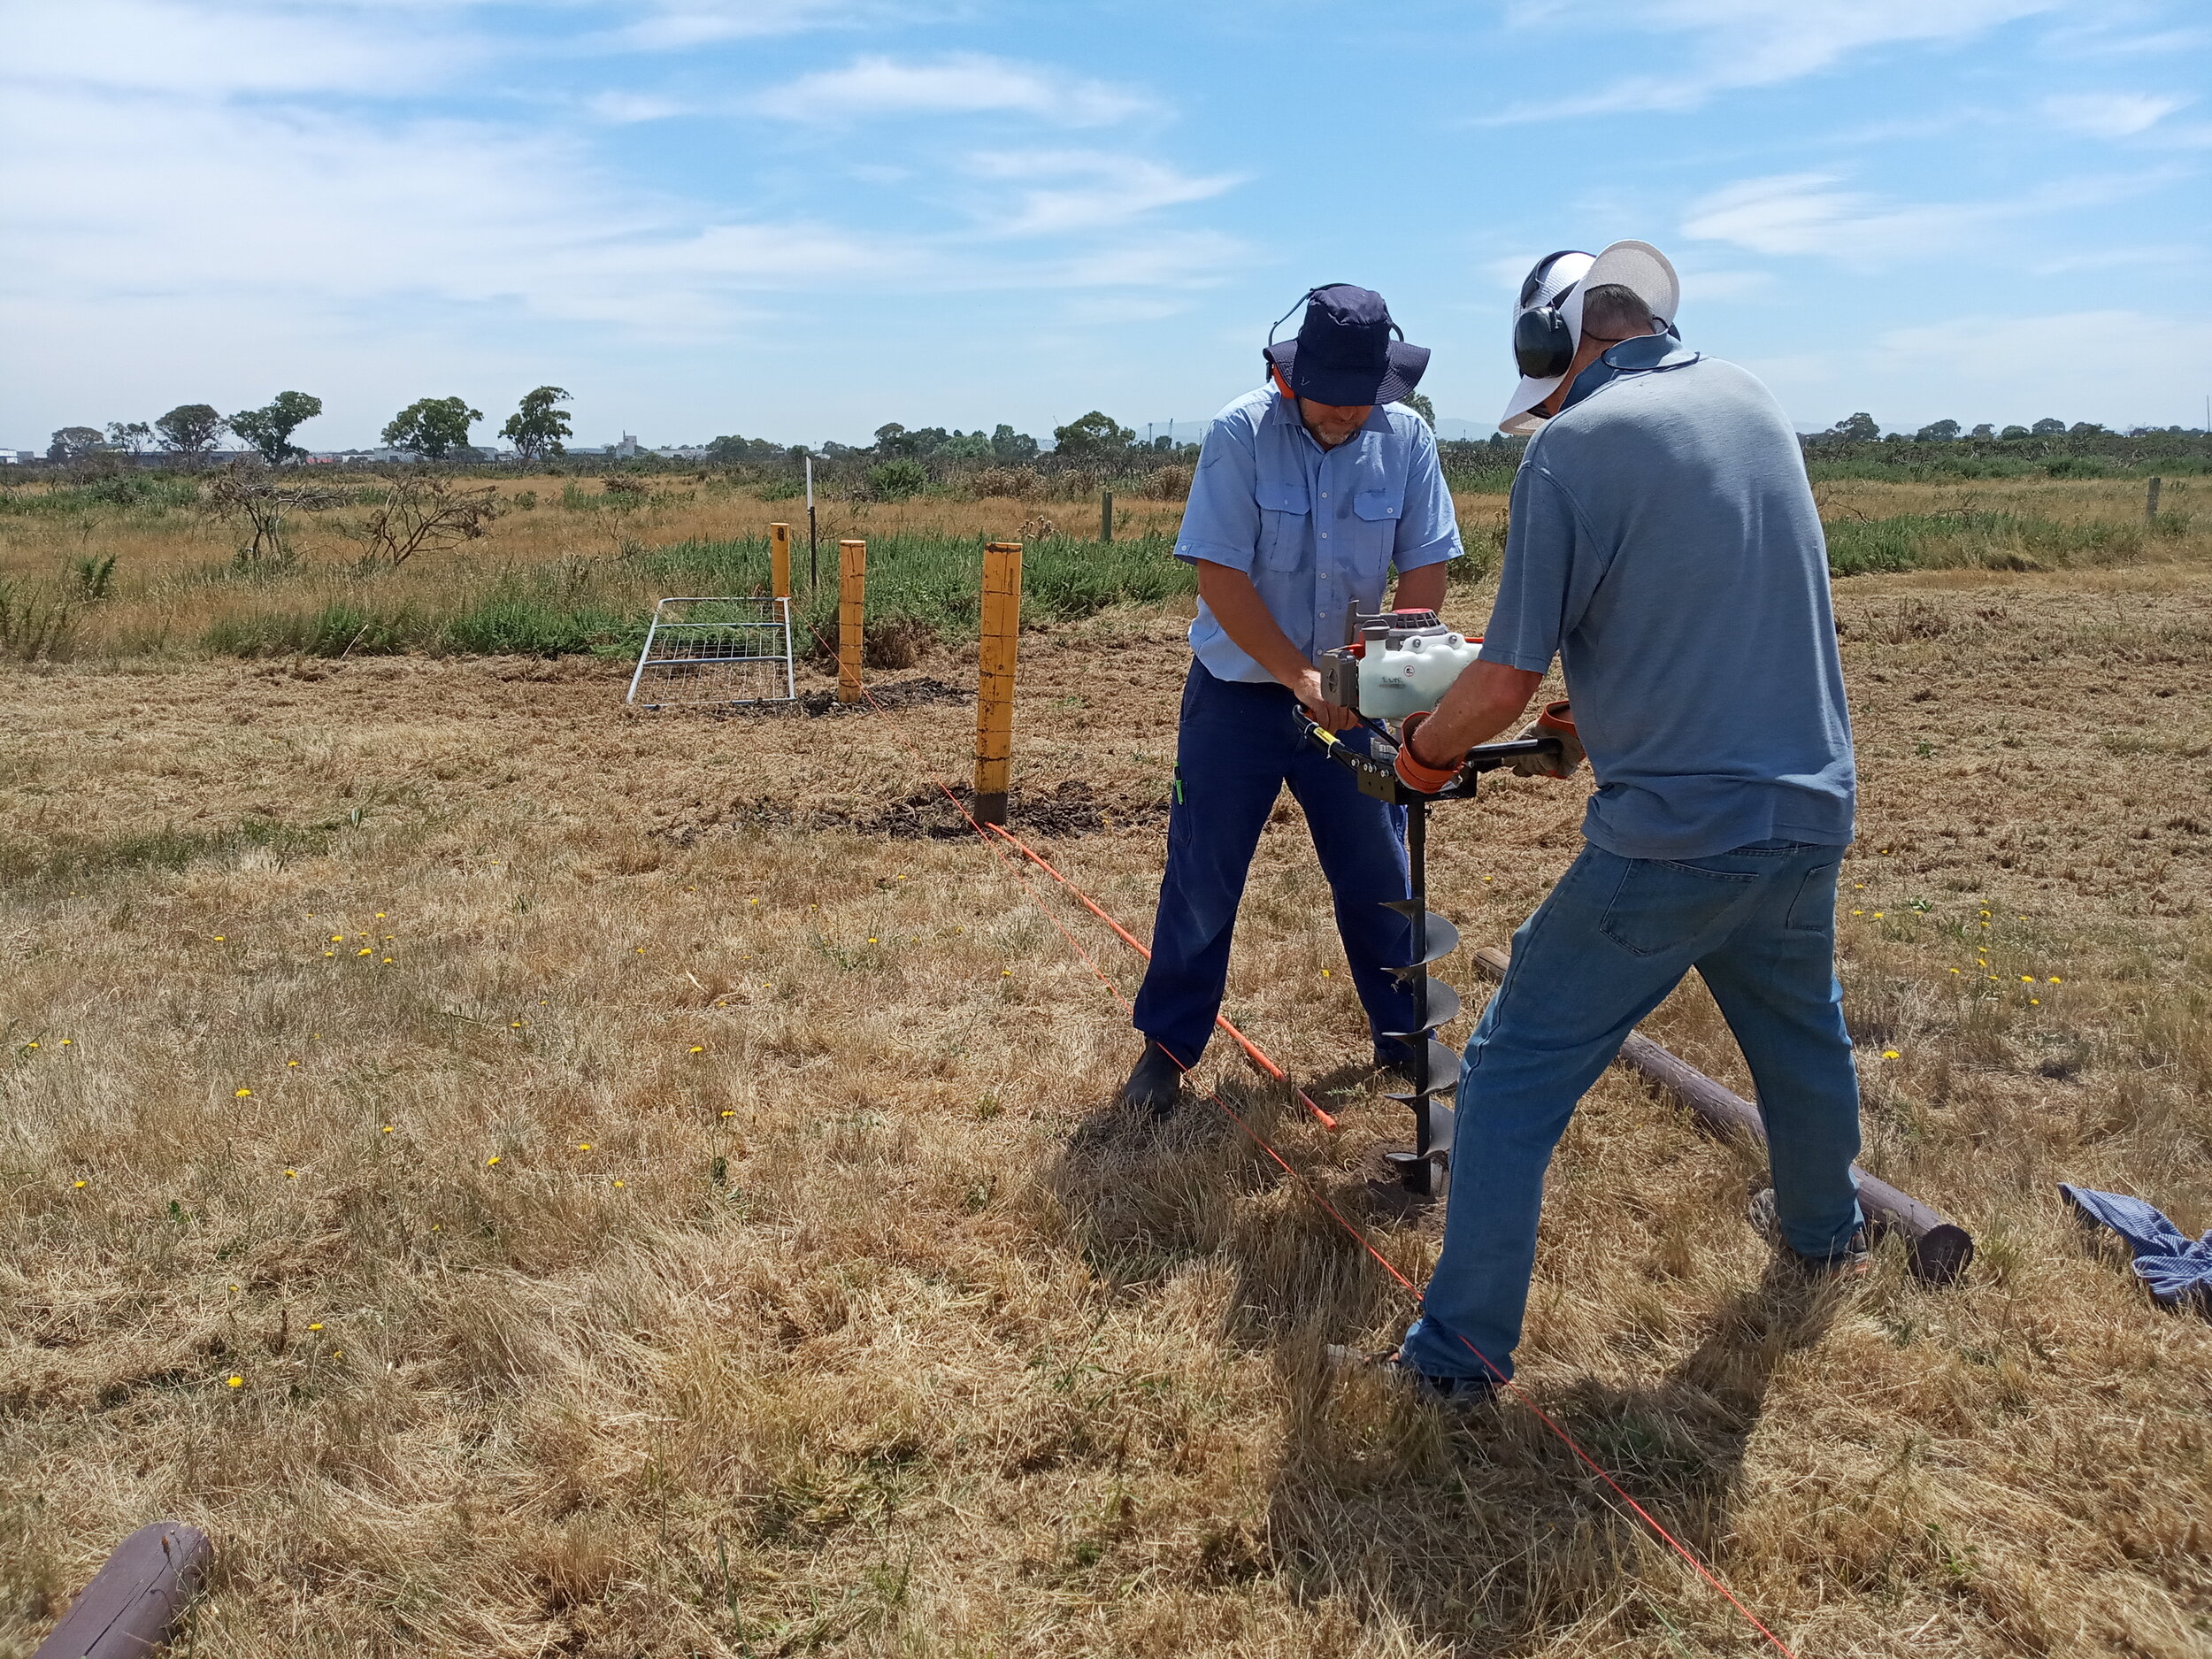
[626,596,796,708]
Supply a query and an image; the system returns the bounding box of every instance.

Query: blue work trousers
[1131,664,1417,1065]
[1401,838,1863,1383]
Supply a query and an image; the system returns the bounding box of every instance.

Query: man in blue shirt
[1123,285,1463,1113]
[1383,242,1864,1401]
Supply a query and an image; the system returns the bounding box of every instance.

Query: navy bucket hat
[1263,283,1431,407]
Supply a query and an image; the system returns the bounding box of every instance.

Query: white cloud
[1680,173,1962,259]
[1486,0,2070,120]
[3,0,468,95]
[2040,92,2191,137]
[754,53,1149,127]
[964,150,1242,237]
[584,91,692,124]
[1678,169,2177,264]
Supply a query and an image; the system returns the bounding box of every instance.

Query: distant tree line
[41,387,574,467]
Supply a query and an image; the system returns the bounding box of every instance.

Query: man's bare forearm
[1391,561,1448,613]
[1408,658,1543,765]
[1194,561,1312,687]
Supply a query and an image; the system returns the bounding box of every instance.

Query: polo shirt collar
[1559,332,1701,414]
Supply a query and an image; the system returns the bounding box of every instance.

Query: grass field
[2,476,2208,1657]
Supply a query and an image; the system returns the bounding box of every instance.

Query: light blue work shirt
[1175,390,1462,683]
[1481,333,1857,860]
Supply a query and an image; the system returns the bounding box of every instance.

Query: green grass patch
[1824,511,2168,578]
[0,817,342,890]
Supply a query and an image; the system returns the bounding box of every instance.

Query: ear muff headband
[1513,250,1587,380]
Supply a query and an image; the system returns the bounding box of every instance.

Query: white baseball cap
[1498,240,1681,435]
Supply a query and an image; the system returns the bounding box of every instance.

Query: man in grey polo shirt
[1385,241,1863,1400]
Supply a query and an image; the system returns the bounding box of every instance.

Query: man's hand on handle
[1393,710,1463,794]
[1509,700,1584,779]
[1292,667,1361,733]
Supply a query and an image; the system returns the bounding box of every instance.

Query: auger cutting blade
[1381,977,1462,1035]
[1418,1096,1455,1161]
[1381,905,1460,970]
[1383,1040,1463,1104]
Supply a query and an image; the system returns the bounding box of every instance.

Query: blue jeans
[1132,664,1417,1064]
[1400,839,1863,1382]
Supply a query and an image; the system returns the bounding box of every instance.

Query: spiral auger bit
[1301,709,1556,1198]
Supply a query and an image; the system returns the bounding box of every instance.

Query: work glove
[1393,710,1463,795]
[1510,700,1585,779]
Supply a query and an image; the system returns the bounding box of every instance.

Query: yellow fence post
[974,541,1024,826]
[837,538,867,704]
[769,522,791,602]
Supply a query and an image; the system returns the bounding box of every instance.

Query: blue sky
[5,0,2209,450]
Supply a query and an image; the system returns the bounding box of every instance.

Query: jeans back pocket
[1598,856,1761,957]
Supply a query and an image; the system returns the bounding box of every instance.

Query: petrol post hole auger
[1306,607,1563,1199]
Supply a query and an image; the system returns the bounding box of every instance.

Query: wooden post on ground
[2147,476,2162,522]
[1100,488,1115,543]
[974,541,1024,826]
[769,522,791,602]
[33,1522,211,1659]
[837,538,866,704]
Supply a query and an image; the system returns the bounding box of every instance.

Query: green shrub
[867,459,930,500]
[203,602,426,657]
[442,590,624,656]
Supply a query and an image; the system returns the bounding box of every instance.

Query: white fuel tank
[1357,629,1483,719]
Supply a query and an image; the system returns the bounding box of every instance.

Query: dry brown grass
[2,488,2208,1656]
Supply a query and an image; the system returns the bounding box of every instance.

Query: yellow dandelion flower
[611,1179,626,1189]
[1321,970,1332,978]
[381,957,392,964]
[227,1376,243,1388]
[486,1155,501,1166]
[2020,975,2034,983]
[375,912,385,918]
[719,1110,735,1118]
[324,951,334,957]
[1949,968,1961,975]
[510,1021,522,1029]
[2048,976,2062,985]
[1881,1049,1900,1059]
[1852,910,1863,916]
[357,948,372,956]
[2030,998,2041,1006]
[867,936,877,944]
[58,1039,70,1047]
[288,1059,299,1067]
[381,1125,394,1133]
[689,1044,705,1054]
[308,1323,323,1332]
[1872,911,1885,918]
[331,1349,342,1358]
[213,935,225,941]
[331,934,342,942]
[235,1087,252,1097]
[577,1142,592,1152]
[72,1179,87,1189]
[25,1041,37,1050]
[749,897,758,905]
[284,1170,297,1179]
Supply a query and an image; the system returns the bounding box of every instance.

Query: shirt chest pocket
[1348,483,1404,572]
[1256,476,1310,570]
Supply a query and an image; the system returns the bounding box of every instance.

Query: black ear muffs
[1512,249,1586,380]
[1513,307,1575,380]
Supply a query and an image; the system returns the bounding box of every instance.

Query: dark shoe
[1120,1040,1186,1118]
[1749,1187,1871,1279]
[1328,1345,1501,1412]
